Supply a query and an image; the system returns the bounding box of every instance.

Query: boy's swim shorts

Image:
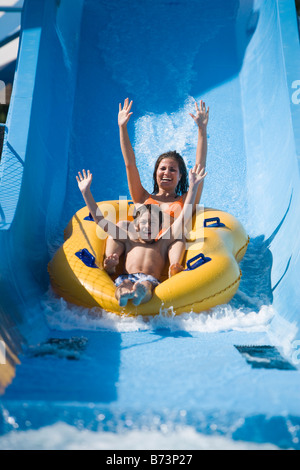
[114,273,160,288]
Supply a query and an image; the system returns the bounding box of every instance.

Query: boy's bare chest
[125,239,168,258]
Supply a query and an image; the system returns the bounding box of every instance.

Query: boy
[76,165,206,307]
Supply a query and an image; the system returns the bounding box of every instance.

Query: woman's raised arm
[189,100,209,205]
[118,98,148,203]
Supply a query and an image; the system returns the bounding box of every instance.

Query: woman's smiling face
[156,158,182,192]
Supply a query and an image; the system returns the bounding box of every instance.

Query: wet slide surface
[0,0,300,449]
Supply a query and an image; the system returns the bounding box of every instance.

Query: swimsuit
[144,195,184,219]
[115,273,160,288]
[143,195,185,239]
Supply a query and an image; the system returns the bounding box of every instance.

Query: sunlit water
[1,281,300,450]
[0,422,280,450]
[43,288,275,335]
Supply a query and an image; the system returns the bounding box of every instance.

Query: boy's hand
[169,263,184,278]
[189,164,207,188]
[118,98,133,127]
[189,99,209,130]
[103,253,120,274]
[76,169,92,194]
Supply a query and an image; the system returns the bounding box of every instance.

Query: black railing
[0,7,23,13]
[0,123,6,161]
[0,30,20,49]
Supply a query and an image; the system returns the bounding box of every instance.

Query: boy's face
[135,210,161,242]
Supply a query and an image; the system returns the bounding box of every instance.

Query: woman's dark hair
[152,151,188,196]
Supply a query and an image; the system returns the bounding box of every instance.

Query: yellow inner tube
[48,200,249,316]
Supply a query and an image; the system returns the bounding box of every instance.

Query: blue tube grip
[75,248,98,268]
[203,217,225,228]
[185,253,211,271]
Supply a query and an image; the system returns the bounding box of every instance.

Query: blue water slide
[0,0,300,449]
[0,0,85,373]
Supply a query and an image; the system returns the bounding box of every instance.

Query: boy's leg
[132,281,154,306]
[168,239,185,277]
[115,279,135,307]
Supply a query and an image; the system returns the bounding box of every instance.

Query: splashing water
[0,422,280,450]
[43,288,275,335]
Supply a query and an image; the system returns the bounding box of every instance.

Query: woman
[104,97,209,278]
[118,97,209,211]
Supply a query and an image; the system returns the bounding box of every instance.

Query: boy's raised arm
[76,170,128,240]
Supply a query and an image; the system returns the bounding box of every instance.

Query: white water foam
[0,422,279,450]
[43,288,275,335]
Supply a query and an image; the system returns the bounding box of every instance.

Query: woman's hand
[189,164,207,188]
[76,169,92,194]
[170,165,207,241]
[189,100,209,130]
[118,98,133,127]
